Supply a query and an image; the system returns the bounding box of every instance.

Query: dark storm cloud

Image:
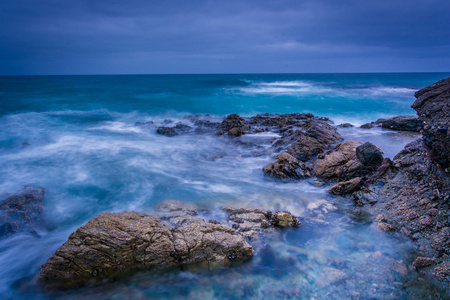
[0,0,449,74]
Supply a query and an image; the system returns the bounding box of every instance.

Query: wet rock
[313,180,326,187]
[156,126,178,137]
[357,110,450,289]
[412,77,450,170]
[327,177,363,195]
[39,211,253,288]
[263,152,312,179]
[174,123,191,131]
[360,118,385,129]
[270,211,300,228]
[381,115,423,132]
[286,122,342,161]
[228,127,243,137]
[338,123,354,128]
[369,157,393,182]
[419,216,434,227]
[434,261,450,282]
[377,222,396,232]
[0,186,45,237]
[412,257,438,269]
[314,141,372,180]
[223,207,299,239]
[360,123,375,129]
[220,114,245,134]
[356,142,384,166]
[223,207,272,239]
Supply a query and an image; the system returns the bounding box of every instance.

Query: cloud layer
[1,0,449,74]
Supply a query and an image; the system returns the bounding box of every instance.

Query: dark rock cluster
[361,115,423,132]
[0,186,45,236]
[412,77,450,170]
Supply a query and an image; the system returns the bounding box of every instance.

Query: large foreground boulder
[412,77,450,170]
[39,211,253,288]
[0,186,45,236]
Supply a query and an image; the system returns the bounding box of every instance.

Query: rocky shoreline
[2,78,448,292]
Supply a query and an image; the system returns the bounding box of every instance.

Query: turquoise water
[0,73,449,299]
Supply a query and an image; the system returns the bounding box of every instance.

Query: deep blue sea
[1,73,449,299]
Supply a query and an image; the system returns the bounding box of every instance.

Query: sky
[1,0,449,75]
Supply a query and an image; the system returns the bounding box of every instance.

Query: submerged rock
[223,207,272,239]
[0,186,45,236]
[263,152,312,179]
[39,211,253,288]
[271,211,300,228]
[223,206,300,239]
[155,199,204,216]
[316,267,348,288]
[156,126,178,137]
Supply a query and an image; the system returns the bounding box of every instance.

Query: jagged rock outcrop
[39,211,253,288]
[412,77,450,170]
[354,138,450,288]
[286,122,343,161]
[353,78,450,289]
[381,115,423,132]
[219,114,246,136]
[314,141,375,181]
[262,152,312,179]
[327,177,363,195]
[360,115,423,132]
[0,186,45,236]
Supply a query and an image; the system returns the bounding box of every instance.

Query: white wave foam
[233,80,417,98]
[89,121,142,133]
[236,80,331,95]
[258,81,312,87]
[358,86,417,97]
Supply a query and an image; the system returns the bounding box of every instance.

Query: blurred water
[0,73,448,299]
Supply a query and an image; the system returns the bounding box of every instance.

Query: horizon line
[1,71,450,77]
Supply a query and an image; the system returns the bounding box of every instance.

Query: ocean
[1,73,449,299]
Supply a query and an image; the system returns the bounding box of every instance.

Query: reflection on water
[0,111,445,299]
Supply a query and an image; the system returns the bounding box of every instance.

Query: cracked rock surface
[38,211,253,288]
